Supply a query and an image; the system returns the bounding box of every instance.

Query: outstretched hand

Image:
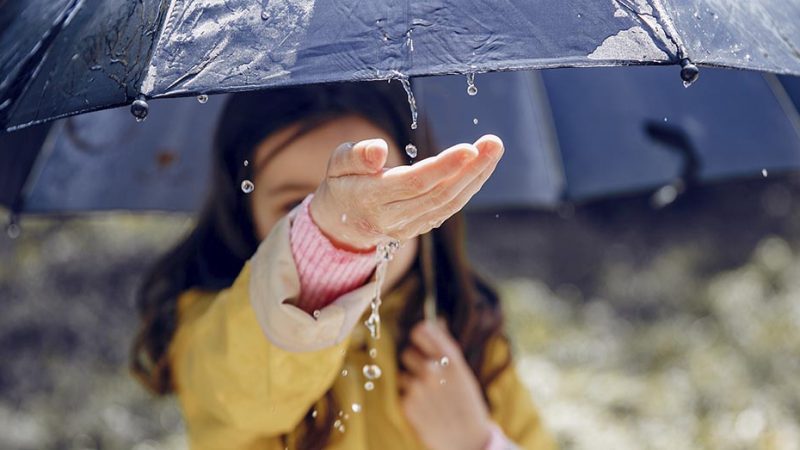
[310,135,504,250]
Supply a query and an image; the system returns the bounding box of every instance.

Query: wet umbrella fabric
[2,0,800,132]
[4,66,799,214]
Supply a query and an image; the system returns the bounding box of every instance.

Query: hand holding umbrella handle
[309,135,504,251]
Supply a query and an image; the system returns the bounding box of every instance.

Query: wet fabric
[2,0,800,131]
[6,66,799,213]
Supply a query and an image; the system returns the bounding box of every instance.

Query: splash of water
[363,240,400,339]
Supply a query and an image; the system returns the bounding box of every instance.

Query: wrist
[308,191,375,252]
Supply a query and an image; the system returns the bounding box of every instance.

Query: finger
[327,139,388,177]
[405,147,501,235]
[411,321,462,360]
[409,321,447,358]
[377,143,478,200]
[401,346,433,376]
[382,135,503,228]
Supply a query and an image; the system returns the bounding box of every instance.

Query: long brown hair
[131,81,510,449]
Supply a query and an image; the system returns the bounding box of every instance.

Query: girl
[131,81,554,450]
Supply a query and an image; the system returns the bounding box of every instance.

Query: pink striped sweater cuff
[289,195,377,314]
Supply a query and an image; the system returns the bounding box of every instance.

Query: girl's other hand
[399,321,493,450]
[310,135,504,251]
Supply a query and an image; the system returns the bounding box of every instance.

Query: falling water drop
[439,356,450,367]
[762,169,768,177]
[405,143,418,158]
[392,73,418,130]
[243,160,249,167]
[364,381,375,391]
[663,117,668,122]
[313,309,321,319]
[261,10,270,20]
[369,348,378,359]
[6,221,20,239]
[341,369,349,377]
[466,73,478,96]
[363,364,382,380]
[241,180,255,193]
[197,94,208,104]
[473,118,479,125]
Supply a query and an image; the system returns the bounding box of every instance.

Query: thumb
[327,139,388,177]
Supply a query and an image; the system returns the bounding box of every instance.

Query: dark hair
[131,81,509,449]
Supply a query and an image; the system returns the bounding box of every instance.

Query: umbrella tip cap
[680,59,700,87]
[130,97,149,122]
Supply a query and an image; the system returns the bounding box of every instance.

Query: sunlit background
[2,174,799,450]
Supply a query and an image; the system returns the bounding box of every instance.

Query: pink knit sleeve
[289,194,377,315]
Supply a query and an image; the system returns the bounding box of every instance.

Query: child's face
[249,114,418,288]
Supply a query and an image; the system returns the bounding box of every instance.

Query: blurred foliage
[1,176,799,449]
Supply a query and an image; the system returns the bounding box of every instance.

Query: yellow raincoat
[169,215,555,449]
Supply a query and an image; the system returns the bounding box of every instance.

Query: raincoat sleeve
[486,337,557,450]
[169,214,378,448]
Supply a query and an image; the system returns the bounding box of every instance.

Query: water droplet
[312,409,318,418]
[391,73,418,130]
[313,309,321,319]
[243,160,249,167]
[440,379,446,385]
[362,364,382,380]
[364,381,375,391]
[762,169,768,177]
[334,419,342,428]
[6,222,20,239]
[577,13,582,18]
[439,356,450,367]
[369,348,377,358]
[495,214,500,219]
[351,403,361,413]
[197,94,208,104]
[466,73,478,96]
[338,411,344,417]
[260,10,270,20]
[130,97,149,122]
[341,213,347,223]
[341,369,349,377]
[241,180,255,193]
[473,118,479,125]
[663,117,668,122]
[405,143,418,158]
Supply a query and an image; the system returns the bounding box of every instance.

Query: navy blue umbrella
[2,0,800,131]
[4,66,799,216]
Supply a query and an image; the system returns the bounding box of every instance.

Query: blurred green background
[1,176,799,450]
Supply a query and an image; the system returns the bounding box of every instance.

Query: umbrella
[2,0,800,131]
[3,66,799,217]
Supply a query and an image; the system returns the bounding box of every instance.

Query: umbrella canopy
[3,66,799,214]
[2,0,800,131]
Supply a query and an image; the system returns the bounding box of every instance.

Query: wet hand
[310,135,504,250]
[399,321,493,450]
